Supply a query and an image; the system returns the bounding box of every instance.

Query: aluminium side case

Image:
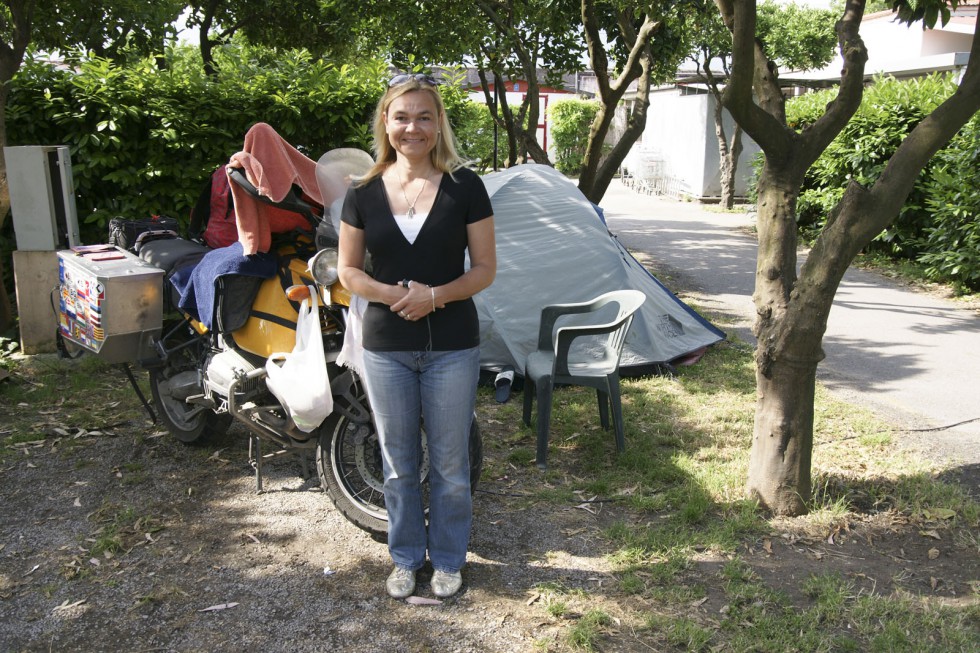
[57,245,165,364]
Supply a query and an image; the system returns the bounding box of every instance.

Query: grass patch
[566,609,612,651]
[1,354,150,461]
[480,329,979,652]
[85,502,163,558]
[646,614,713,651]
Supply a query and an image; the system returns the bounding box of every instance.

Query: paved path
[598,180,980,469]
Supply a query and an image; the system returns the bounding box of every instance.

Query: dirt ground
[1,359,978,652]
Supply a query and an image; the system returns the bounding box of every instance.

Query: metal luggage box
[58,245,164,364]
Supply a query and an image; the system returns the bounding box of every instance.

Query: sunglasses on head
[388,73,439,87]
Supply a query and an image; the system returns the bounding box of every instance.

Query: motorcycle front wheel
[316,394,484,538]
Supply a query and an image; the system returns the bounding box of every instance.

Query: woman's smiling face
[384,90,439,163]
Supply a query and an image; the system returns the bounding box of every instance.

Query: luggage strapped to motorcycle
[226,167,321,235]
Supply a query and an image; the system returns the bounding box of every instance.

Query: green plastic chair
[522,289,647,470]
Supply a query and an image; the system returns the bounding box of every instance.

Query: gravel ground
[0,370,624,653]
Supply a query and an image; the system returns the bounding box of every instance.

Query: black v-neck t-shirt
[341,167,493,351]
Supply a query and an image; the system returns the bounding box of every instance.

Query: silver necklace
[398,172,428,219]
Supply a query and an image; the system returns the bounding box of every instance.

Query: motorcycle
[57,146,483,538]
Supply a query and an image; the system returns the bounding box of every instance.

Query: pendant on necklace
[407,206,416,219]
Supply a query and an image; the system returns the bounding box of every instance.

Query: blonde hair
[360,79,465,184]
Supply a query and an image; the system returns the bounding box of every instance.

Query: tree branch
[717,0,796,158]
[581,0,610,98]
[798,0,867,164]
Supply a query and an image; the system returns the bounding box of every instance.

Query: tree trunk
[749,350,817,514]
[200,31,218,79]
[716,103,743,209]
[578,2,661,202]
[581,89,650,202]
[703,59,742,209]
[495,74,520,167]
[721,126,742,211]
[0,0,34,334]
[475,0,551,167]
[737,3,980,515]
[199,0,221,79]
[0,109,12,334]
[746,166,827,515]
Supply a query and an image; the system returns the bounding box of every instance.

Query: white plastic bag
[265,286,333,432]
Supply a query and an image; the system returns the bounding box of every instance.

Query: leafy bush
[916,115,980,288]
[7,46,500,245]
[7,44,385,241]
[789,74,957,257]
[548,98,600,176]
[444,93,495,173]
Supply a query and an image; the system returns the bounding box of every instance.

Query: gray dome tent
[475,164,725,378]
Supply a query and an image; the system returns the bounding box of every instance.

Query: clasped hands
[391,280,442,321]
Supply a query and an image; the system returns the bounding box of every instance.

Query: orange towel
[227,122,324,254]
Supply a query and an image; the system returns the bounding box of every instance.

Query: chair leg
[535,377,554,470]
[522,374,534,427]
[608,379,626,453]
[596,388,610,430]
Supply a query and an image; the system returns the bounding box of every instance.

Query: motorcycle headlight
[309,248,339,287]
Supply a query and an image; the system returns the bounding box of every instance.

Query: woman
[337,73,496,599]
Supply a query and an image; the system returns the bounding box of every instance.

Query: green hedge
[548,98,600,176]
[917,118,980,287]
[786,73,980,289]
[7,45,384,241]
[7,46,488,244]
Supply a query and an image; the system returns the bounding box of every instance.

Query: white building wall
[819,12,974,74]
[922,28,975,56]
[624,89,761,201]
[860,14,926,57]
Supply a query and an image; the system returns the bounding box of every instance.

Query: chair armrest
[553,315,634,376]
[537,300,601,350]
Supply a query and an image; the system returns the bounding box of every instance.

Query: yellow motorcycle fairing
[229,247,351,359]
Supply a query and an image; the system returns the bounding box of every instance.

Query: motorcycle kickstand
[249,435,265,493]
[119,363,157,424]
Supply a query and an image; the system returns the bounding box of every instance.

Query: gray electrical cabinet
[5,145,81,251]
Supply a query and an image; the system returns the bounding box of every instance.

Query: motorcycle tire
[317,394,484,538]
[149,369,232,445]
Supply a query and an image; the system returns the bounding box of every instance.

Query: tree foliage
[182,0,364,77]
[756,1,838,71]
[29,0,184,61]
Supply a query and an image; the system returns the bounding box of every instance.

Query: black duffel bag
[108,215,180,253]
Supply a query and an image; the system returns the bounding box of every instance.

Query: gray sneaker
[431,569,463,598]
[386,567,416,599]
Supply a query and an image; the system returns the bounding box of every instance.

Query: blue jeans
[361,347,479,573]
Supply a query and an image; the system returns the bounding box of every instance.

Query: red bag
[201,168,238,249]
[188,167,238,249]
